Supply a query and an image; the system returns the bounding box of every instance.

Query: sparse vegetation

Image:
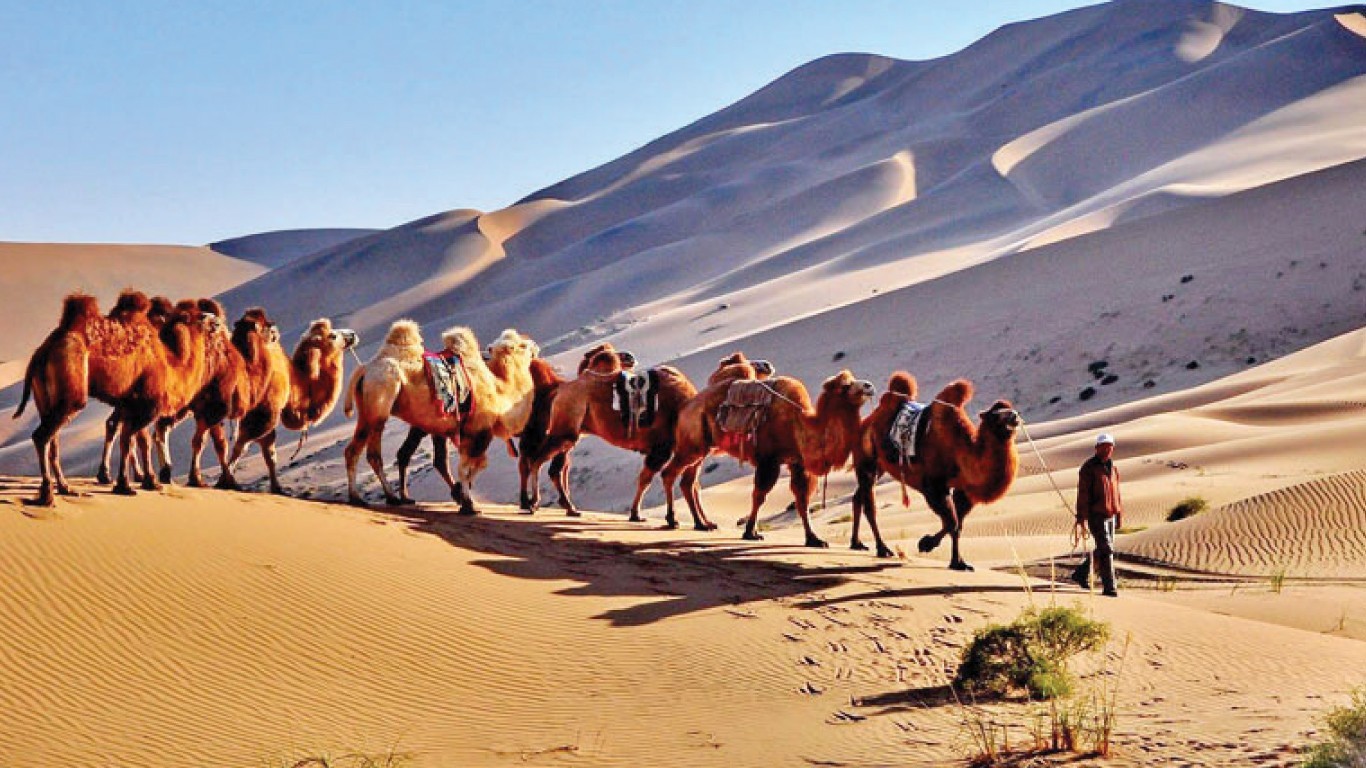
[1166,496,1208,522]
[1269,565,1289,595]
[1078,386,1096,401]
[266,745,412,768]
[1116,525,1147,535]
[1302,687,1366,768]
[954,604,1110,700]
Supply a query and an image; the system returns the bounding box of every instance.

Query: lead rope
[1015,419,1084,547]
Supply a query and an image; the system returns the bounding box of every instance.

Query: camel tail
[935,379,974,408]
[13,367,32,419]
[343,369,364,418]
[887,372,918,399]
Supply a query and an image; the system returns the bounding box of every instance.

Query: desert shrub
[954,604,1110,700]
[1166,496,1208,522]
[1303,688,1366,768]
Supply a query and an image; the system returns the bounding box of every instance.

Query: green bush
[1304,688,1366,768]
[954,604,1110,700]
[1166,496,1209,522]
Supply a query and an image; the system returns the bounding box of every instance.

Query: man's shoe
[1071,566,1091,591]
[1102,589,1119,597]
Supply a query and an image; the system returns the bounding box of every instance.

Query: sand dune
[0,242,264,369]
[210,228,379,269]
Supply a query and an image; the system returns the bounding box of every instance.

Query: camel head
[751,359,775,379]
[149,296,177,328]
[161,299,219,356]
[382,319,422,349]
[232,308,275,361]
[978,400,1021,441]
[820,370,877,409]
[195,299,228,338]
[297,318,358,355]
[488,328,540,362]
[578,343,617,374]
[581,345,625,377]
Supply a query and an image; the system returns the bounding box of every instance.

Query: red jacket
[1076,456,1122,521]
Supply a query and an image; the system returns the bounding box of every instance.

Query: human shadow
[369,502,904,627]
[796,583,1038,610]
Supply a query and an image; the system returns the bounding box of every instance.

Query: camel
[218,314,358,495]
[662,365,873,543]
[95,294,176,485]
[849,373,1020,569]
[343,322,538,512]
[515,342,702,524]
[15,291,219,505]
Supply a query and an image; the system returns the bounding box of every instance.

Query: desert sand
[2,2,1365,766]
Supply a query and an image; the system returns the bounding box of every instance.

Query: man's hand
[1071,519,1087,547]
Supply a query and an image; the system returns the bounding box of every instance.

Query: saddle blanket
[424,352,471,416]
[887,400,928,463]
[613,369,659,431]
[717,379,774,435]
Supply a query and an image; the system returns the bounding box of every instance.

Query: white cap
[1095,433,1115,446]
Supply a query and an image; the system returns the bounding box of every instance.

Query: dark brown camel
[849,374,1020,569]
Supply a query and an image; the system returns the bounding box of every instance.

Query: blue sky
[0,1,1325,245]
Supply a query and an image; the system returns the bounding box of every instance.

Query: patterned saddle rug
[886,400,929,464]
[424,351,472,416]
[613,368,660,433]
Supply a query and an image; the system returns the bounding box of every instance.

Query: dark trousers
[1072,513,1117,592]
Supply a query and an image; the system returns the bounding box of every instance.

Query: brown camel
[515,342,702,524]
[343,322,538,511]
[15,292,219,505]
[219,313,357,495]
[96,294,176,484]
[662,366,873,544]
[849,373,1020,569]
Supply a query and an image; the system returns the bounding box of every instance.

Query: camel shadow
[796,583,1037,610]
[366,502,903,627]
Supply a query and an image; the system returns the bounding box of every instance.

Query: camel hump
[383,319,422,348]
[111,290,152,317]
[59,293,100,331]
[887,372,917,398]
[197,298,227,319]
[935,379,974,408]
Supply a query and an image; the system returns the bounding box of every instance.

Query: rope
[1016,419,1087,550]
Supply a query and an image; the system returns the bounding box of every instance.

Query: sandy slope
[0,242,265,369]
[210,228,380,269]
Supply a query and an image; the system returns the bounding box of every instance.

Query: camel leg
[790,464,827,549]
[427,435,460,503]
[518,450,542,513]
[627,444,669,524]
[363,429,400,505]
[113,411,148,496]
[343,423,370,506]
[202,423,233,489]
[742,456,782,541]
[917,480,969,570]
[135,428,160,491]
[186,419,208,487]
[679,462,714,531]
[947,488,976,572]
[154,417,177,485]
[394,426,426,505]
[453,432,492,516]
[852,461,893,557]
[97,410,119,485]
[260,429,288,496]
[49,433,76,497]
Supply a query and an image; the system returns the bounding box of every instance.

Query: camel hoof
[457,504,479,517]
[96,469,111,485]
[917,535,939,554]
[694,522,717,532]
[876,545,895,559]
[348,496,370,508]
[805,535,829,549]
[112,484,138,497]
[158,466,172,484]
[949,561,975,572]
[565,509,581,518]
[663,516,679,530]
[272,487,292,498]
[398,496,415,505]
[742,530,764,541]
[850,540,869,552]
[27,485,56,507]
[627,513,645,523]
[215,477,242,492]
[141,479,162,492]
[186,476,206,488]
[383,494,404,506]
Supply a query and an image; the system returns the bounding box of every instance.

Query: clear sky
[0,0,1325,245]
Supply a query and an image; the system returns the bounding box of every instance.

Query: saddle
[886,400,930,464]
[716,380,775,464]
[613,368,660,434]
[424,351,472,416]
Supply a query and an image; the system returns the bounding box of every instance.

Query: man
[1072,433,1123,597]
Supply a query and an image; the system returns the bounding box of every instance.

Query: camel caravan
[15,299,1021,567]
